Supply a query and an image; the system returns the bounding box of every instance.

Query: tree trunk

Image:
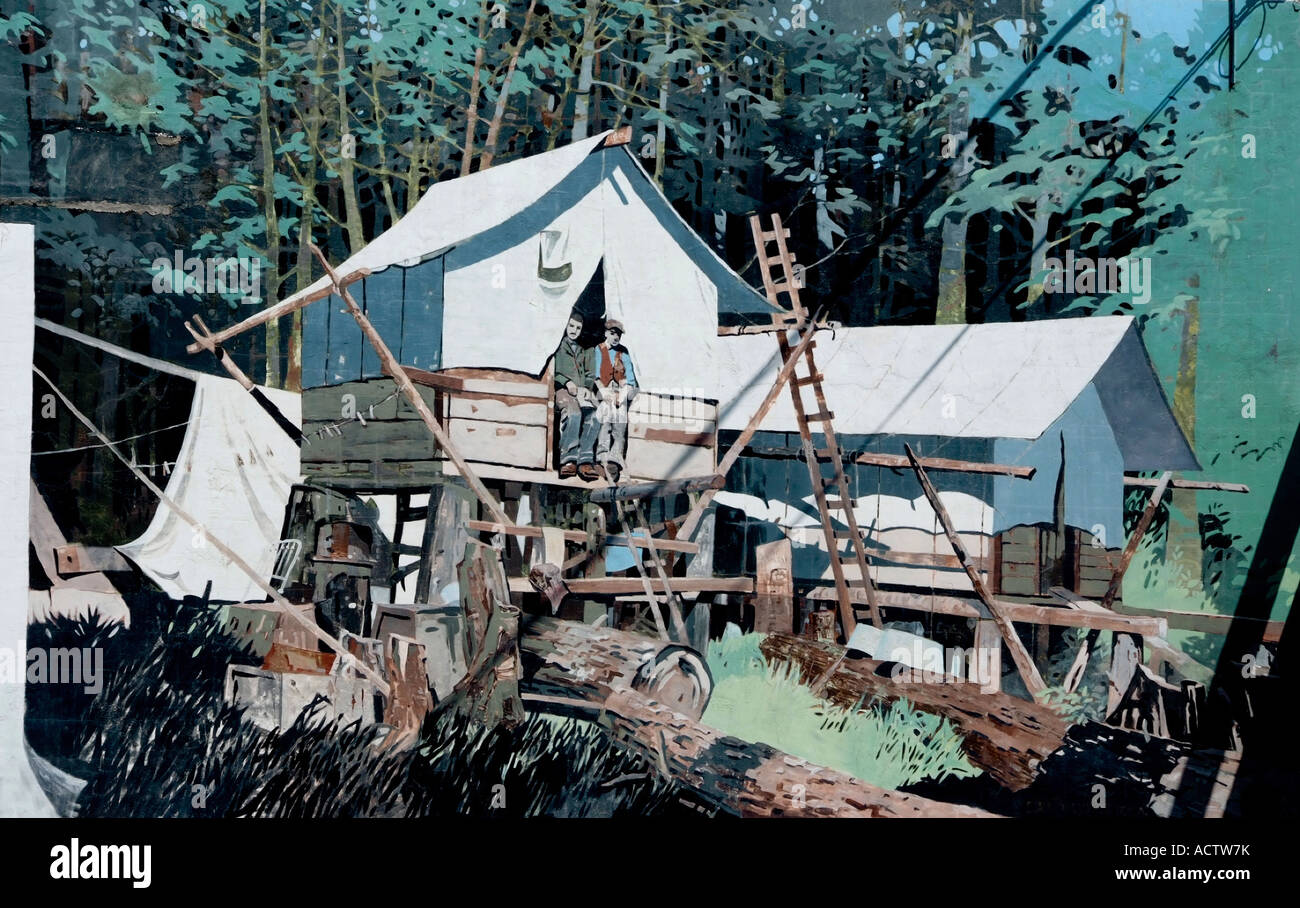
[479,0,538,170]
[934,13,973,325]
[258,0,281,388]
[653,9,671,184]
[1168,295,1202,593]
[519,615,714,720]
[599,688,998,817]
[571,2,599,141]
[335,3,364,253]
[759,633,1071,791]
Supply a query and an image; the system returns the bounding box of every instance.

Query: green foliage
[704,633,979,790]
[1037,627,1110,724]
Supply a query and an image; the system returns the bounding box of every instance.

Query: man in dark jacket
[552,313,601,480]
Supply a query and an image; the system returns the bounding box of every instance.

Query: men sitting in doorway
[592,318,638,484]
[552,312,601,480]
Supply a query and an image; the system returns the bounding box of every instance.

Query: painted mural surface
[1,0,1297,827]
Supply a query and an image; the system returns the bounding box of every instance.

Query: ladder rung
[761,228,792,242]
[833,528,858,539]
[805,410,835,422]
[824,498,853,509]
[845,577,873,588]
[822,474,844,490]
[814,447,838,460]
[770,280,798,295]
[794,372,824,387]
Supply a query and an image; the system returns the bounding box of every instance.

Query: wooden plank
[588,475,724,503]
[465,520,699,554]
[634,427,715,447]
[448,396,548,424]
[29,480,119,595]
[625,438,715,480]
[302,380,401,422]
[904,444,1045,695]
[1114,604,1284,642]
[309,242,511,528]
[1103,471,1173,610]
[507,576,753,595]
[182,269,369,354]
[855,452,1036,479]
[54,544,131,576]
[447,420,548,469]
[1125,476,1249,493]
[806,586,1168,635]
[866,549,990,571]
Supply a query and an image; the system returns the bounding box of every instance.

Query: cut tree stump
[759,634,1070,791]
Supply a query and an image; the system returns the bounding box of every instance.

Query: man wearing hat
[591,318,638,483]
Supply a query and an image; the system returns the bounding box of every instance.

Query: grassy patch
[702,633,979,791]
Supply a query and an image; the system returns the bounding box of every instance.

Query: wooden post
[1064,471,1171,694]
[972,619,1002,694]
[307,241,512,528]
[904,444,1045,696]
[753,538,794,634]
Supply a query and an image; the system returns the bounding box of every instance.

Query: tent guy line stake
[31,365,391,697]
[307,239,513,529]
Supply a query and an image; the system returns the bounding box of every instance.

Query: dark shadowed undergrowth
[27,592,692,817]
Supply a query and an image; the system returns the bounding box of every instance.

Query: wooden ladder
[748,214,882,636]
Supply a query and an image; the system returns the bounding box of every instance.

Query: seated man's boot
[559,462,578,478]
[605,463,621,483]
[577,463,600,482]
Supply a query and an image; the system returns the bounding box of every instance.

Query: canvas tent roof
[293,130,769,393]
[714,316,1198,471]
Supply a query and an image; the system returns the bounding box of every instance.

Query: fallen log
[599,688,998,817]
[759,634,1070,791]
[518,616,713,720]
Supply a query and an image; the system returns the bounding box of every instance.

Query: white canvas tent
[34,320,302,603]
[295,130,769,395]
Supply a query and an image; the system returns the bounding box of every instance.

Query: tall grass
[702,633,979,791]
[29,592,688,817]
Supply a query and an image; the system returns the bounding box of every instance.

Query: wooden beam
[807,587,1167,635]
[1063,471,1174,695]
[54,544,131,576]
[183,268,369,354]
[308,242,511,528]
[856,452,1035,479]
[904,444,1045,696]
[507,576,752,595]
[1113,603,1284,643]
[741,445,1037,479]
[1104,471,1172,610]
[183,314,304,445]
[1125,476,1249,494]
[587,475,724,503]
[0,196,174,215]
[465,520,699,554]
